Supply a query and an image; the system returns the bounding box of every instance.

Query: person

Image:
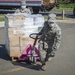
[38,14,61,71]
[15,0,31,14]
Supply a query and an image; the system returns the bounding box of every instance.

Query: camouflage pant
[38,40,53,65]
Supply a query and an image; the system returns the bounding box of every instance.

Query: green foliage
[54,3,74,9]
[59,3,74,8]
[57,0,75,3]
[0,14,4,21]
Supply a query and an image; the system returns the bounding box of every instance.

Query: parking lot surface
[0,22,75,75]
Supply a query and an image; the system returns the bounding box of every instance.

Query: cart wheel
[11,57,18,62]
[29,56,37,65]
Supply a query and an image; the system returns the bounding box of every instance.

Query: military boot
[41,64,46,71]
[48,57,52,61]
[50,51,55,57]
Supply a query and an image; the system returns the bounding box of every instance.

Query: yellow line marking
[0,67,24,74]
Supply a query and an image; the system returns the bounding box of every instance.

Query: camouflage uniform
[15,8,31,14]
[15,0,31,14]
[38,14,61,65]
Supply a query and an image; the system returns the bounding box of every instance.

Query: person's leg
[38,41,47,70]
[45,48,55,62]
[45,48,52,61]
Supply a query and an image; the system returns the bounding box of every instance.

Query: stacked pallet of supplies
[5,13,44,61]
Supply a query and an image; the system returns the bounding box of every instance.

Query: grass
[53,3,75,10]
[59,3,74,8]
[0,14,4,22]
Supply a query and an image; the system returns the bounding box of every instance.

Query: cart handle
[29,33,40,39]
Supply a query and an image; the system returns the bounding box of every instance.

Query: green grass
[53,3,74,10]
[59,3,74,9]
[0,14,4,21]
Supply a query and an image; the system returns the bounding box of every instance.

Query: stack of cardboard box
[5,13,44,61]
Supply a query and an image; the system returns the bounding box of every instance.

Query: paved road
[40,10,75,19]
[0,22,75,75]
[40,9,73,16]
[0,9,74,18]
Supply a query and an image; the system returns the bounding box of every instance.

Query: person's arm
[52,25,61,51]
[38,21,48,35]
[15,9,20,13]
[38,21,47,35]
[38,27,43,35]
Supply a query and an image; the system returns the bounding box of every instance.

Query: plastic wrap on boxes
[5,14,44,28]
[34,14,44,26]
[24,25,42,36]
[23,14,44,36]
[24,14,44,26]
[24,16,34,26]
[5,13,28,28]
[5,13,45,58]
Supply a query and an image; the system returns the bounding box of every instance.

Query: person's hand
[52,46,57,51]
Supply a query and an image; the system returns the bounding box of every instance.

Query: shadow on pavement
[56,13,75,19]
[65,14,75,18]
[12,61,41,71]
[0,44,41,71]
[0,44,11,61]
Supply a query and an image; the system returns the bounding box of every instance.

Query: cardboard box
[9,36,20,47]
[10,47,20,57]
[20,36,34,47]
[5,14,25,28]
[5,13,44,58]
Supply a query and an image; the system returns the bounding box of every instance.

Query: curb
[56,20,75,23]
[0,22,4,27]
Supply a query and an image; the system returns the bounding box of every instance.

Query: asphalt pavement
[0,21,75,75]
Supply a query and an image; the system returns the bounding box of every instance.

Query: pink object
[18,44,39,61]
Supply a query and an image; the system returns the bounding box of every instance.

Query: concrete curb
[56,20,75,23]
[0,22,4,27]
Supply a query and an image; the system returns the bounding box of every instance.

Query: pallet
[11,57,18,62]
